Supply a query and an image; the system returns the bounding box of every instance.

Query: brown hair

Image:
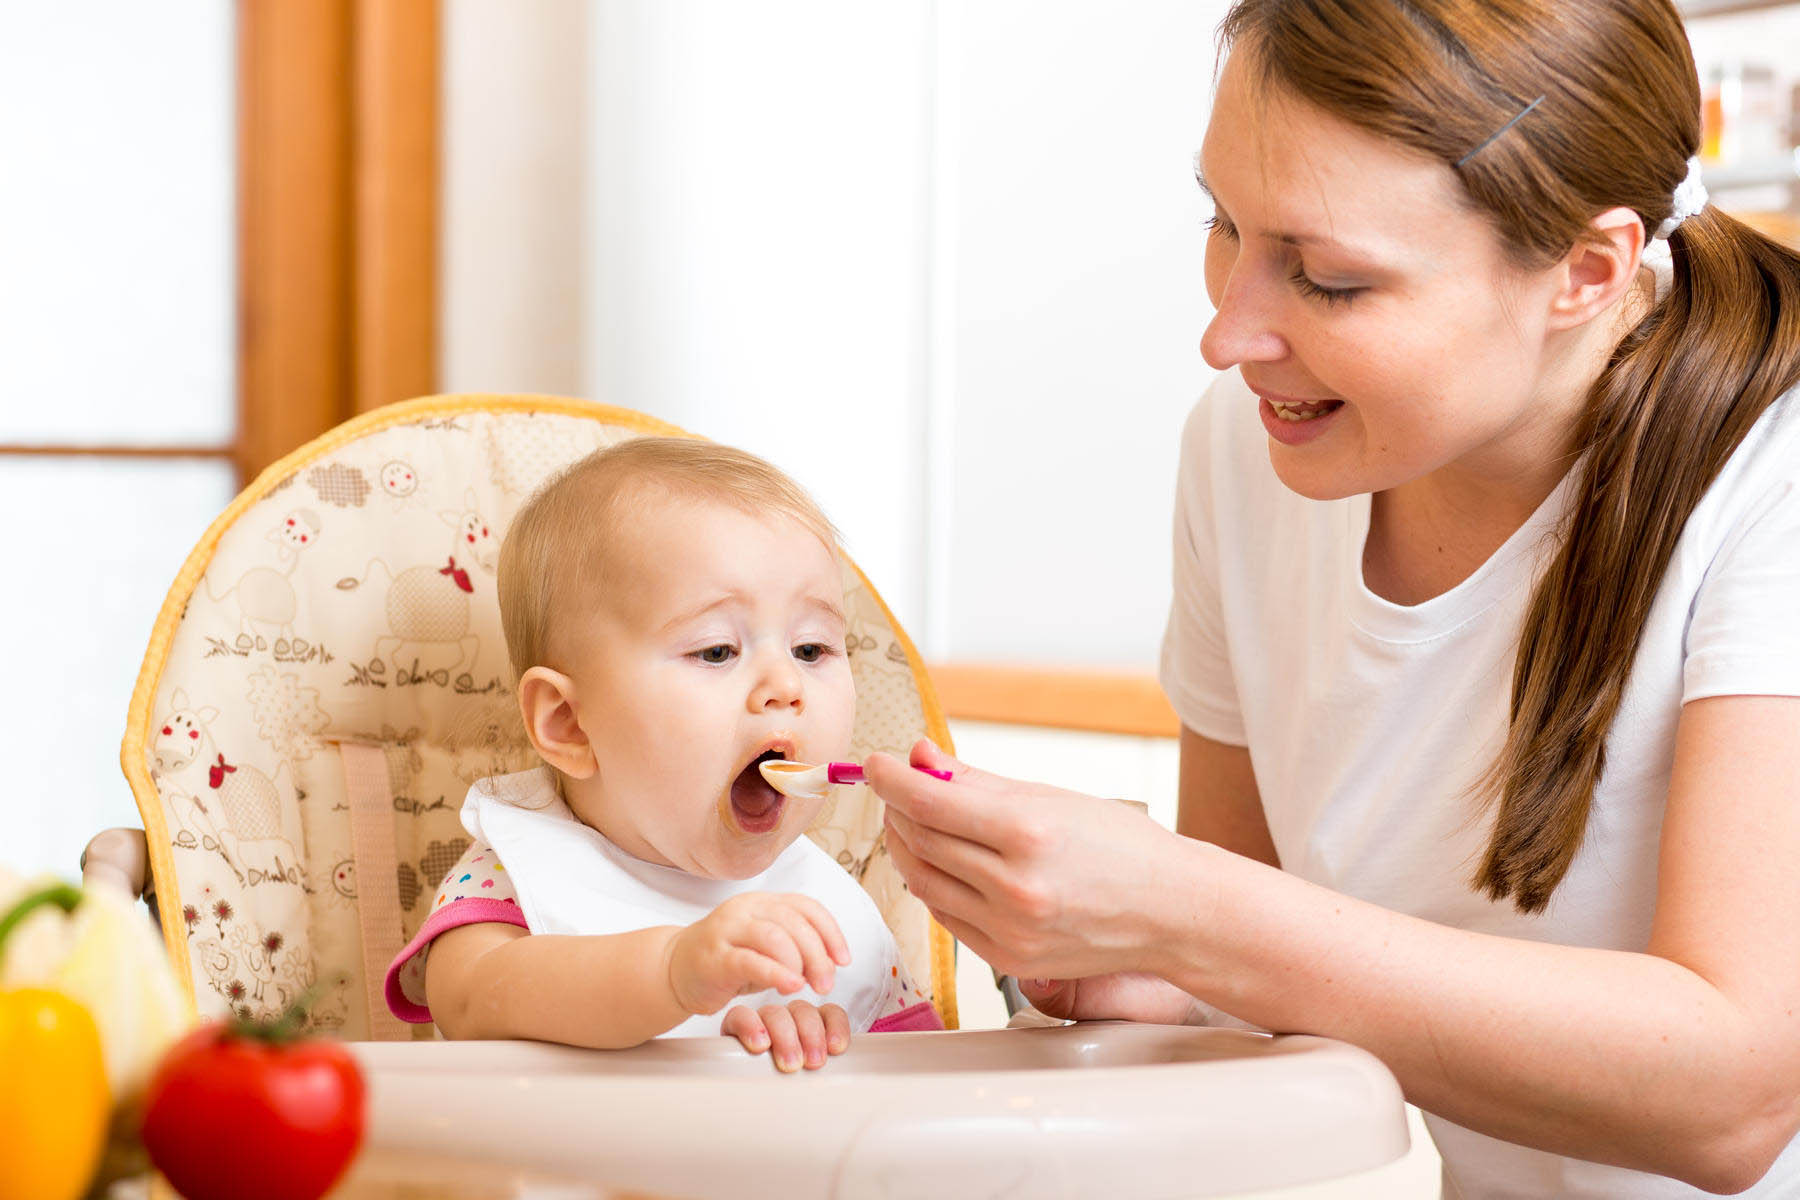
[1218,0,1800,910]
[497,436,840,682]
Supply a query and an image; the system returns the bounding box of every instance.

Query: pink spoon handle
[826,762,952,785]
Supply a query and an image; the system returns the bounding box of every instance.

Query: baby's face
[560,498,856,879]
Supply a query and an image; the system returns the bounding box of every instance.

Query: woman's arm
[425,920,689,1047]
[1175,724,1278,867]
[874,697,1800,1192]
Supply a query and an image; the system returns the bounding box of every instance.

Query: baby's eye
[792,643,834,663]
[694,644,737,665]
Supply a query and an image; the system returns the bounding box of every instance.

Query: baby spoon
[759,759,952,800]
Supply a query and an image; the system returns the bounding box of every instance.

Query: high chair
[87,394,1411,1198]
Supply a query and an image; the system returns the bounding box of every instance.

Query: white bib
[462,767,903,1037]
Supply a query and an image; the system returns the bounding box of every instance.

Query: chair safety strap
[339,742,411,1041]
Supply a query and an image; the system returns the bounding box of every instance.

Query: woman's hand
[869,739,1201,983]
[666,893,850,1017]
[720,1000,850,1072]
[1016,973,1203,1025]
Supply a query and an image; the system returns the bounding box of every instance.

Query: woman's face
[1198,53,1579,502]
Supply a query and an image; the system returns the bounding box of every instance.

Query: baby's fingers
[737,921,810,993]
[721,947,805,999]
[758,1003,804,1073]
[720,1004,771,1056]
[786,1001,834,1070]
[766,898,846,993]
[773,893,851,968]
[820,1003,850,1056]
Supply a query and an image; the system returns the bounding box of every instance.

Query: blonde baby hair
[497,436,841,683]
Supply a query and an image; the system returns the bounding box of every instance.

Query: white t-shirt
[1159,369,1800,1199]
[462,767,919,1036]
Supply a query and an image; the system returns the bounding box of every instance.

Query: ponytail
[1478,211,1800,910]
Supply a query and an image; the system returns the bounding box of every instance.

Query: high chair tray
[350,1021,1407,1199]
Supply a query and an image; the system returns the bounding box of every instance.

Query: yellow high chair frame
[111,395,958,1037]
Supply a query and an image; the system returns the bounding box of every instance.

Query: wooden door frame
[238,0,439,485]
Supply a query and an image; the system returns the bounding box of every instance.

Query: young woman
[869,1,1800,1195]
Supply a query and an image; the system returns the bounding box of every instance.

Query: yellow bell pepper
[0,885,111,1200]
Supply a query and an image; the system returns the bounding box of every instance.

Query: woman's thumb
[908,737,973,778]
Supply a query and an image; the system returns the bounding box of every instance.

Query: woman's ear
[1545,206,1645,331]
[517,666,597,779]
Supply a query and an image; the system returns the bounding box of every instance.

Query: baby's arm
[425,919,691,1047]
[425,891,850,1049]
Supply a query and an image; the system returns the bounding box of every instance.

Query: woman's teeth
[1269,399,1335,422]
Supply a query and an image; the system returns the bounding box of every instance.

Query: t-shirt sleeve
[1158,389,1248,745]
[384,840,528,1024]
[1683,478,1800,702]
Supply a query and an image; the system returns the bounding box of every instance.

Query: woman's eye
[792,643,832,663]
[1203,214,1239,241]
[694,644,736,665]
[1288,266,1365,308]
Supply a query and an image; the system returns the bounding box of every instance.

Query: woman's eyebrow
[1195,160,1386,265]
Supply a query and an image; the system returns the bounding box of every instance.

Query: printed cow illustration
[203,509,322,649]
[339,489,499,680]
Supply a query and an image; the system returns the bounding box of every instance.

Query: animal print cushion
[123,397,955,1039]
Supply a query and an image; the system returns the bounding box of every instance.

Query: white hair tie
[1643,155,1707,299]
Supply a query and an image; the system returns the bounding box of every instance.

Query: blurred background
[4,0,1798,1063]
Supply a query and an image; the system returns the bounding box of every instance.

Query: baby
[384,437,940,1068]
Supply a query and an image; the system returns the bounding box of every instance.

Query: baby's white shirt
[461,767,909,1037]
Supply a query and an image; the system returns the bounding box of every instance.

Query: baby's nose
[748,654,805,712]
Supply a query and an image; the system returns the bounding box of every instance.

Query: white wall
[440,0,591,398]
[0,4,237,883]
[441,0,1227,666]
[934,2,1222,666]
[582,1,936,631]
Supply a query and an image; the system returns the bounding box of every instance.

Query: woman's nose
[1200,265,1289,371]
[747,650,804,714]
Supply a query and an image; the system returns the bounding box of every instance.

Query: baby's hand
[722,1000,850,1072]
[666,892,851,1017]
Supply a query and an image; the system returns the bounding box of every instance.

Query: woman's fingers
[906,737,978,780]
[884,815,990,926]
[1017,976,1079,1019]
[867,751,1007,850]
[884,806,1010,896]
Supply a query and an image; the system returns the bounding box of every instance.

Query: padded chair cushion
[123,397,956,1038]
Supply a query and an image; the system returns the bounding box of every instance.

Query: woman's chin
[1267,450,1364,502]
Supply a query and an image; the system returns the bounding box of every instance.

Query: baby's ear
[517,667,596,778]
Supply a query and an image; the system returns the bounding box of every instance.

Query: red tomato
[140,1021,364,1200]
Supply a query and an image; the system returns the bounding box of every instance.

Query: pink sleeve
[863,949,944,1032]
[384,842,529,1024]
[868,1001,945,1032]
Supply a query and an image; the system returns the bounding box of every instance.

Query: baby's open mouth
[729,749,789,834]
